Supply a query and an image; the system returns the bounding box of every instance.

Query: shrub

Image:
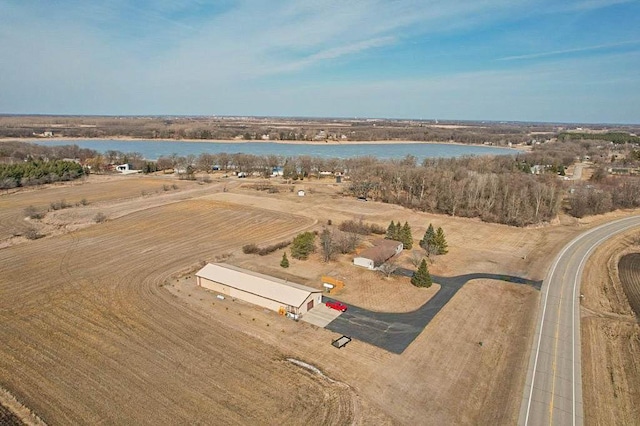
[24,227,43,240]
[370,223,386,234]
[257,240,291,256]
[242,244,259,254]
[94,212,107,223]
[49,199,72,211]
[24,205,44,220]
[338,219,385,235]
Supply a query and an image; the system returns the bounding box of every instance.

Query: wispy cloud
[0,0,638,122]
[498,39,640,61]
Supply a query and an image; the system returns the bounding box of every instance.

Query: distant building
[115,164,139,174]
[297,190,305,197]
[353,239,403,270]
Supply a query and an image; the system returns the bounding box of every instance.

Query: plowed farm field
[619,253,640,316]
[0,199,363,424]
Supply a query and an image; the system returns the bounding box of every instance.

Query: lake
[35,139,515,161]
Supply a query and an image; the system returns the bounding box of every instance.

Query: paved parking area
[325,273,541,354]
[301,304,343,327]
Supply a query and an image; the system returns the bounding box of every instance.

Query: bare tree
[378,257,398,278]
[320,228,335,262]
[409,251,424,268]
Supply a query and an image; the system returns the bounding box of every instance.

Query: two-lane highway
[519,215,640,425]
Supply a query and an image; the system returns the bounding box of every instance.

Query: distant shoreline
[0,136,528,151]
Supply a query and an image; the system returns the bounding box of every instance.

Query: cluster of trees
[419,224,448,256]
[0,140,97,163]
[0,160,85,189]
[385,221,413,249]
[348,155,563,227]
[338,219,386,235]
[558,132,640,144]
[567,178,640,218]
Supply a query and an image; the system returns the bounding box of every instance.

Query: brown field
[581,232,640,426]
[1,174,638,424]
[0,175,204,243]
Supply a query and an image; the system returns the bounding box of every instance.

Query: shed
[195,263,322,315]
[297,190,305,197]
[353,239,403,270]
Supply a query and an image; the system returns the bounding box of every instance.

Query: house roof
[195,263,321,308]
[355,239,402,266]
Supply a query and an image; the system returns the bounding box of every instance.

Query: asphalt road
[519,215,640,426]
[325,272,540,354]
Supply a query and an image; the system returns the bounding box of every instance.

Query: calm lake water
[36,139,515,161]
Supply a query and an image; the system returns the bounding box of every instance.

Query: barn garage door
[307,300,314,311]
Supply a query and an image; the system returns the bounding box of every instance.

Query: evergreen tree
[385,221,397,240]
[280,252,289,268]
[420,224,436,255]
[290,231,316,260]
[401,221,413,249]
[435,227,448,255]
[411,259,432,288]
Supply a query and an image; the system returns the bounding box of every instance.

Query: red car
[326,300,348,312]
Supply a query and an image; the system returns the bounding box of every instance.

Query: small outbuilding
[195,263,323,316]
[353,239,403,270]
[297,190,306,197]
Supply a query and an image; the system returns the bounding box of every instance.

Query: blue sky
[1,0,639,123]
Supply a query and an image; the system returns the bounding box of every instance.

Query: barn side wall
[198,277,321,315]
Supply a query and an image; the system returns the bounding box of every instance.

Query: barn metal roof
[195,263,322,308]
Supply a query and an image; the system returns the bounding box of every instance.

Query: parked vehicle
[326,300,348,312]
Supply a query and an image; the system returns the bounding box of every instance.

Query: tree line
[0,160,85,189]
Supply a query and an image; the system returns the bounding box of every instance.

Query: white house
[353,239,403,270]
[297,190,305,197]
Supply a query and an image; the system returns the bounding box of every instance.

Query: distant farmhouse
[115,164,139,174]
[353,239,403,270]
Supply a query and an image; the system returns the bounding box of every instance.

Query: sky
[1,0,639,123]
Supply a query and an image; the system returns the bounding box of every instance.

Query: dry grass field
[0,175,203,244]
[1,174,637,424]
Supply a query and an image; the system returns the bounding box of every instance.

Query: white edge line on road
[571,219,640,426]
[524,215,640,426]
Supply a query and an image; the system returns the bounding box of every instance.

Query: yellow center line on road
[549,273,566,425]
